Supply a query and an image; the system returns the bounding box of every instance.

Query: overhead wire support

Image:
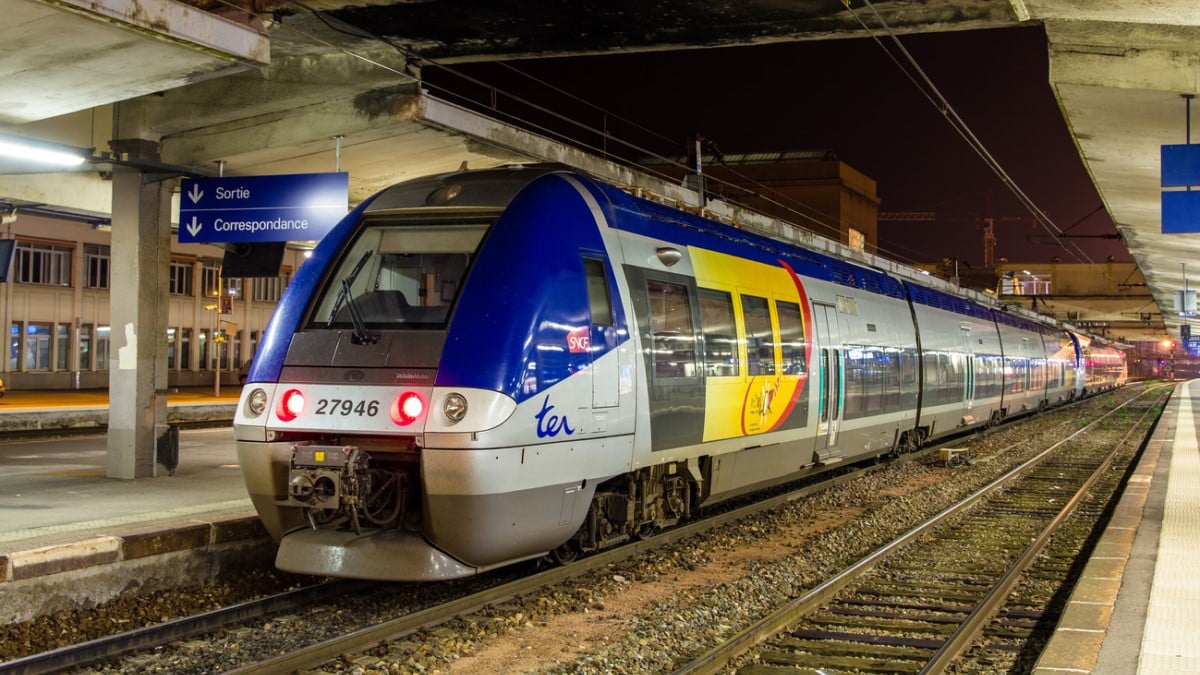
[213,0,917,263]
[845,0,1094,264]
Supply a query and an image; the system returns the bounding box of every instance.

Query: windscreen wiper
[342,277,378,345]
[326,249,374,327]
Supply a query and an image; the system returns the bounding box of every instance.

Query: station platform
[1036,378,1200,674]
[0,386,239,433]
[0,389,256,623]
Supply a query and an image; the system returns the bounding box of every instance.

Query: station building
[0,209,303,390]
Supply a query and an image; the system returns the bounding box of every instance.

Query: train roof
[355,163,1106,342]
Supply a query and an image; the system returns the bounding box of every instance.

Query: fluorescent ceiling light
[0,136,86,166]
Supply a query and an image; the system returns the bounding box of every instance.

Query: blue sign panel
[1186,336,1200,356]
[1162,190,1200,233]
[1161,144,1200,187]
[178,172,348,243]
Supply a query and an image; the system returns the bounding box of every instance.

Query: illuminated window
[847,227,866,252]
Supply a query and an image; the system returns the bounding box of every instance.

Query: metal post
[334,135,344,172]
[213,273,221,398]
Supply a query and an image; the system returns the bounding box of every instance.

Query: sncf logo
[567,326,590,354]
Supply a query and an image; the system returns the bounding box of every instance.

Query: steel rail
[673,384,1165,675]
[0,581,357,675]
[0,387,1125,674]
[222,458,894,674]
[920,386,1166,673]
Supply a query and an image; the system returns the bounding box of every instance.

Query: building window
[201,260,221,299]
[25,323,51,371]
[847,227,866,252]
[181,328,191,370]
[84,244,110,289]
[95,326,110,370]
[166,327,176,370]
[252,268,291,302]
[15,241,72,286]
[199,328,210,370]
[56,324,69,370]
[8,323,18,371]
[225,278,243,311]
[79,325,92,370]
[169,261,193,296]
[1002,271,1052,296]
[232,329,243,368]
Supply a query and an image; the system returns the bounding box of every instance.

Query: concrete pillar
[106,142,173,479]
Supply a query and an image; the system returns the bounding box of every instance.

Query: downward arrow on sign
[186,217,202,237]
[187,183,203,203]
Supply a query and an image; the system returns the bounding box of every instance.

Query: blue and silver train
[233,164,1127,581]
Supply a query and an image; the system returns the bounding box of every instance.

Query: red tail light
[276,389,305,422]
[391,391,424,426]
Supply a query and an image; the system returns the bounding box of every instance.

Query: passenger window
[776,301,806,374]
[698,288,738,377]
[741,294,774,376]
[583,258,613,326]
[648,280,697,378]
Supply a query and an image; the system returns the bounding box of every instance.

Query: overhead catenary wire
[199,0,938,264]
[277,0,856,244]
[204,0,1067,269]
[845,0,1094,264]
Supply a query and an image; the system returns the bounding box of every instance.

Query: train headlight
[276,389,305,422]
[247,388,268,416]
[391,391,424,426]
[442,393,468,423]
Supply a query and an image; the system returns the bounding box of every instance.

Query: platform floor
[2,382,1199,671]
[0,390,253,590]
[1035,379,1200,674]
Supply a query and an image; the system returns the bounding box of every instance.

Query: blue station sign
[178,172,349,243]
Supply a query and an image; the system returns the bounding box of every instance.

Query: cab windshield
[309,221,488,329]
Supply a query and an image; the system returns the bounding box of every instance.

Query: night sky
[425,24,1126,268]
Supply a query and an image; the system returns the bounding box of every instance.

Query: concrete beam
[3,0,268,124]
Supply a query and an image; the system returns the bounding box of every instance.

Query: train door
[626,267,705,451]
[961,326,976,420]
[813,302,843,463]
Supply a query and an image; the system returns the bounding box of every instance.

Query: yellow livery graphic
[688,248,813,441]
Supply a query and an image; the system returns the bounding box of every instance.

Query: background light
[0,136,87,167]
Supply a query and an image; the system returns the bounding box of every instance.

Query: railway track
[0,387,1158,673]
[1,443,899,674]
[677,385,1167,674]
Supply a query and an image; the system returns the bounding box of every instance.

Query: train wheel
[551,541,581,565]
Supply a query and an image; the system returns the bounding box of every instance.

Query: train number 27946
[314,398,381,416]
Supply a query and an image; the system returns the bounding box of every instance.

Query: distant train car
[234,164,1126,581]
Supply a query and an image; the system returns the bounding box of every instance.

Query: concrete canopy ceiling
[1,0,1199,338]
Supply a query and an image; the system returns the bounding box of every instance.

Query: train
[233,163,1127,581]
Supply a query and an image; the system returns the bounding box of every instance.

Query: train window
[648,280,697,378]
[776,301,806,375]
[583,258,614,326]
[698,288,738,377]
[310,222,487,328]
[844,349,865,419]
[742,294,774,376]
